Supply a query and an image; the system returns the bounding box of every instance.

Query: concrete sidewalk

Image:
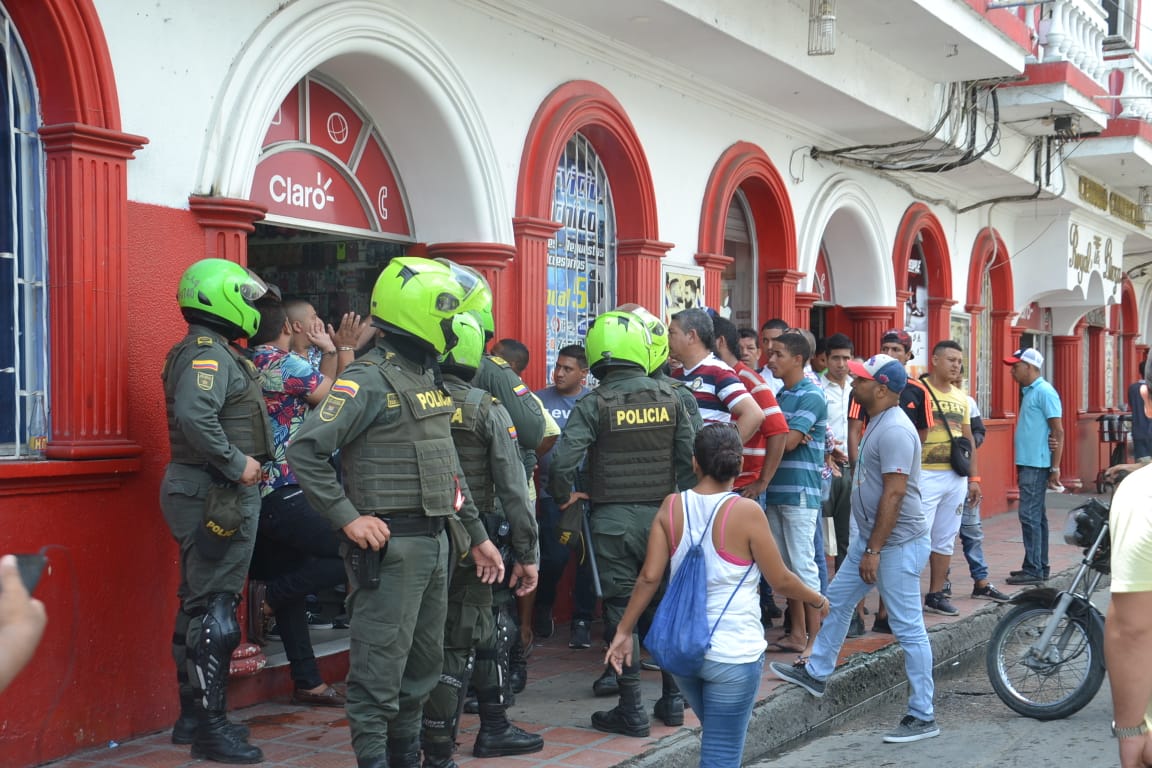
[45,492,1096,768]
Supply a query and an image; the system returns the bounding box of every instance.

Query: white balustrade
[1038,0,1108,86]
[1109,51,1152,121]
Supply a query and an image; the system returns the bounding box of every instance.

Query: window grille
[976,271,992,415]
[0,13,48,459]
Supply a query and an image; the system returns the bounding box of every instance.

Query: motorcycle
[985,493,1113,720]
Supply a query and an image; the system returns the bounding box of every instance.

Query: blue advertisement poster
[545,139,615,383]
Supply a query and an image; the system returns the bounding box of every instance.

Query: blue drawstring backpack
[645,492,754,677]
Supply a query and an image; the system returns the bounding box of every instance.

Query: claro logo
[270,171,335,210]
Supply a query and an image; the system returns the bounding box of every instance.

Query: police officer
[160,258,273,764]
[286,257,506,768]
[421,312,543,767]
[548,310,696,737]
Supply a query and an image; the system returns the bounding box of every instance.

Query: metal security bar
[976,270,992,416]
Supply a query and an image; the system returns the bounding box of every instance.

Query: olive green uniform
[547,367,695,687]
[475,355,545,476]
[655,369,704,434]
[286,340,490,762]
[422,374,539,748]
[159,324,273,719]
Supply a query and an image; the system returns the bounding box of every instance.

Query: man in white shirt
[758,318,789,395]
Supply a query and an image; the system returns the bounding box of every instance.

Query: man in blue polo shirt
[1003,348,1064,586]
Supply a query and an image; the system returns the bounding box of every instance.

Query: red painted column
[40,123,146,460]
[1052,334,1083,489]
[694,251,733,310]
[512,217,561,391]
[846,306,898,359]
[617,238,673,316]
[426,242,517,337]
[991,310,1018,419]
[1123,332,1139,386]
[1086,326,1104,412]
[927,297,957,346]
[189,196,266,264]
[762,269,803,327]
[794,292,819,330]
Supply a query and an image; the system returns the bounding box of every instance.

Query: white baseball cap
[1003,348,1044,369]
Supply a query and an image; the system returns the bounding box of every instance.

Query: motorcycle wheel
[986,602,1105,721]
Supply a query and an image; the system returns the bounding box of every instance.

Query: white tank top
[668,490,767,664]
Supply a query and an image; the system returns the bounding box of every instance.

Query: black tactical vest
[162,333,272,464]
[587,380,679,504]
[341,351,458,517]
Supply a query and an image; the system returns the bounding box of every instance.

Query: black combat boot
[421,739,458,768]
[653,671,685,726]
[592,665,619,697]
[387,736,421,768]
[191,712,263,764]
[358,756,388,768]
[590,676,650,737]
[508,635,527,695]
[172,693,250,745]
[472,690,544,757]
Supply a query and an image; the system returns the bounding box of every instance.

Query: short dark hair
[673,308,715,350]
[814,337,828,356]
[760,318,789,333]
[250,303,287,346]
[738,328,758,342]
[825,333,853,355]
[557,344,588,370]
[933,339,963,356]
[494,338,529,374]
[712,317,739,359]
[773,331,811,363]
[694,423,744,482]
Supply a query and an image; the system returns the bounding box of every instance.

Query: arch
[516,80,658,240]
[797,175,892,307]
[1120,277,1140,337]
[696,141,797,271]
[195,0,510,243]
[893,203,953,301]
[6,0,121,128]
[966,227,1014,312]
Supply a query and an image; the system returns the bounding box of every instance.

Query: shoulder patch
[507,425,518,441]
[196,336,214,346]
[331,379,360,398]
[191,359,219,371]
[488,355,509,367]
[319,394,346,422]
[512,383,530,397]
[196,372,214,391]
[386,392,401,408]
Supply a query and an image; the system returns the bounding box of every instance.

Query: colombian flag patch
[332,379,360,398]
[507,425,518,441]
[191,359,219,371]
[512,383,530,397]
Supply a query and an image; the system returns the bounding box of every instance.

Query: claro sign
[269,171,335,211]
[252,149,373,230]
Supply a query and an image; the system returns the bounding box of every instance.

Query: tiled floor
[45,494,1093,768]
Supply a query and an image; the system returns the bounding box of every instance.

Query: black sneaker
[924,592,959,616]
[882,715,940,743]
[569,619,592,649]
[846,612,865,638]
[941,580,952,598]
[872,614,892,634]
[769,660,826,698]
[306,611,334,630]
[971,583,1011,603]
[1005,573,1044,586]
[532,608,555,639]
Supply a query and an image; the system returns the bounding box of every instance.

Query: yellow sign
[1078,176,1108,210]
[611,405,671,428]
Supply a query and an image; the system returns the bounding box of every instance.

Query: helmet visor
[436,259,491,314]
[434,292,462,314]
[239,269,269,303]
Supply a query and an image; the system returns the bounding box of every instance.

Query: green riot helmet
[370,257,470,354]
[440,312,485,372]
[177,258,268,339]
[434,258,495,340]
[585,310,652,375]
[629,306,668,374]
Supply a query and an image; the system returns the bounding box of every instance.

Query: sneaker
[1005,573,1044,586]
[971,583,1012,603]
[266,622,281,640]
[882,715,940,743]
[306,611,334,630]
[941,580,952,598]
[569,619,592,649]
[331,613,350,629]
[532,608,555,639]
[872,614,892,634]
[846,612,865,639]
[640,658,661,672]
[768,660,826,698]
[924,592,959,617]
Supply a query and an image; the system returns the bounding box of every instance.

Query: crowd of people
[157,254,1083,768]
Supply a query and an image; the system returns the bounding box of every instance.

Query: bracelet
[968,476,982,483]
[321,349,337,357]
[807,596,827,611]
[338,346,356,352]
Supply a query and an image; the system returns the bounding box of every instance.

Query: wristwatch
[1111,720,1149,738]
[1049,467,1060,473]
[864,547,880,556]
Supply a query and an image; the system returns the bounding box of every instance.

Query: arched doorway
[892,203,954,376]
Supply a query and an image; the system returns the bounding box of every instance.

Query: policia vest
[587,381,679,505]
[162,332,272,464]
[446,383,497,514]
[340,350,458,517]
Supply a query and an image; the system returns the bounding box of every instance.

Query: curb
[613,593,1023,767]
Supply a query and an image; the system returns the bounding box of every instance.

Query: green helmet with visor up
[177,258,268,339]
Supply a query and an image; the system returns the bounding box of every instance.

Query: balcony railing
[1025,0,1108,87]
[1108,50,1152,120]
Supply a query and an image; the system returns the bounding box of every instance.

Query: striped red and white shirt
[672,353,754,426]
[733,361,790,488]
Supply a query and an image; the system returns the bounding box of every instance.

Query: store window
[719,190,755,328]
[0,15,47,458]
[904,235,929,377]
[545,133,616,380]
[975,270,992,415]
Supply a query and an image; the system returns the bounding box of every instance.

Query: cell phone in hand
[1,554,47,595]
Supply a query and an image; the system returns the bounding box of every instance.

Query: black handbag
[922,377,972,477]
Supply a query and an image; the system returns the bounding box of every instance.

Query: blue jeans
[813,516,829,594]
[1016,466,1050,579]
[807,535,935,722]
[960,498,987,583]
[674,655,765,768]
